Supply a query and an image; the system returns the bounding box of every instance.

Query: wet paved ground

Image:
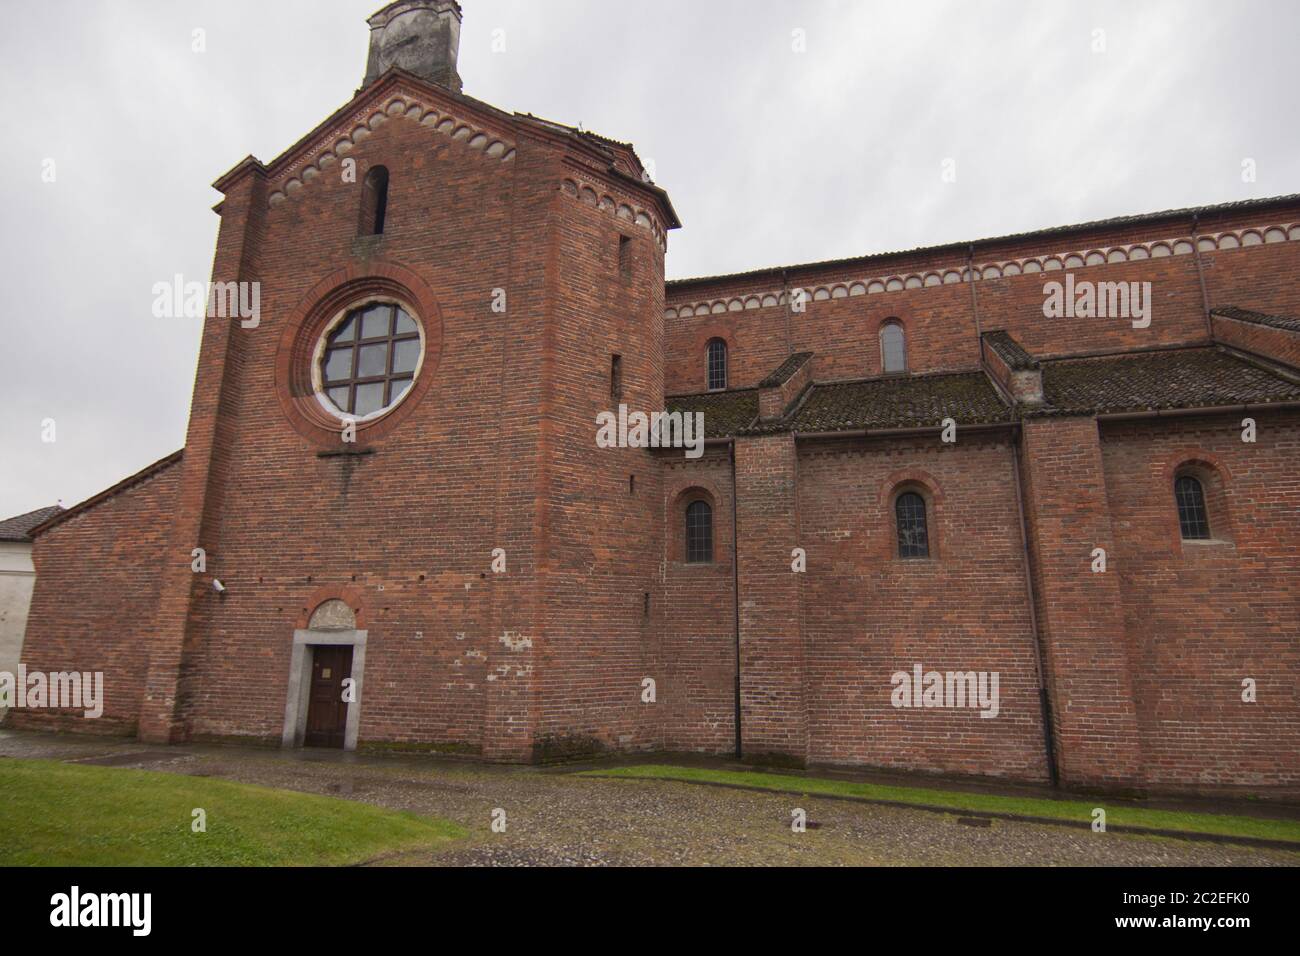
[2,729,1297,867]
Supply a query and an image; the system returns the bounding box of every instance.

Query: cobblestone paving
[2,730,1296,867]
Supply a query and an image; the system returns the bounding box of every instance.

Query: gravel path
[2,729,1296,867]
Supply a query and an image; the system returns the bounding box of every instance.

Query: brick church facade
[12,2,1300,794]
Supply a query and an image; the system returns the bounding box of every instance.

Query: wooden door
[304,645,353,748]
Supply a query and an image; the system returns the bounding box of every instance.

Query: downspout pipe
[1190,213,1214,341]
[729,438,742,758]
[976,330,1058,783]
[1010,438,1059,787]
[781,268,794,359]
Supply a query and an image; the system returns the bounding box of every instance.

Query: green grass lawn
[0,758,466,866]
[582,765,1300,845]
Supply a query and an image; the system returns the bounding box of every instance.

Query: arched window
[685,500,713,563]
[880,320,906,374]
[895,491,929,558]
[359,166,390,236]
[707,339,728,391]
[1175,474,1211,540]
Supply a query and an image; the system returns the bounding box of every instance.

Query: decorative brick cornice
[665,222,1300,319]
[266,85,516,210]
[559,174,668,251]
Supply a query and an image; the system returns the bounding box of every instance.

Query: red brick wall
[667,283,980,394]
[758,356,814,420]
[170,108,538,754]
[1211,313,1300,370]
[1202,235,1300,319]
[11,461,180,735]
[975,254,1207,358]
[660,450,737,754]
[734,433,808,762]
[796,435,1050,780]
[981,342,1044,406]
[530,158,668,760]
[140,153,268,745]
[1100,411,1300,789]
[666,205,1300,393]
[124,80,680,762]
[15,71,1299,793]
[666,252,1212,394]
[1019,417,1143,789]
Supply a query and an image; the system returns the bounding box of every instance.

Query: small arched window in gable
[359,166,390,236]
[707,339,728,391]
[1175,474,1211,540]
[685,500,714,563]
[895,490,930,559]
[880,320,906,374]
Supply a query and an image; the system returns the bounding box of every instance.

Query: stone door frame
[282,629,367,751]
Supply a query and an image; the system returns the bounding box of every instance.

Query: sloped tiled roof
[1210,306,1300,334]
[29,450,183,538]
[670,346,1299,439]
[764,371,1010,434]
[1034,347,1300,417]
[0,505,64,543]
[758,352,814,388]
[666,389,759,438]
[668,194,1300,288]
[983,330,1040,370]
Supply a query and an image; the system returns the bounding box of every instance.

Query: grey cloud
[1,0,1296,516]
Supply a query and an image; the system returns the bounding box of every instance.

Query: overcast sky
[1,0,1297,519]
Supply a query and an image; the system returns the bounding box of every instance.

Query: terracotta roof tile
[1033,347,1300,417]
[666,389,759,438]
[0,505,64,542]
[664,346,1300,439]
[983,330,1040,370]
[668,194,1300,289]
[758,352,814,388]
[1211,306,1300,334]
[764,371,1010,434]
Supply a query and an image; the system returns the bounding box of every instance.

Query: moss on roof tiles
[758,352,814,388]
[983,330,1040,370]
[665,389,759,438]
[666,347,1300,440]
[1211,306,1300,335]
[0,505,64,542]
[1035,347,1300,417]
[772,371,1009,434]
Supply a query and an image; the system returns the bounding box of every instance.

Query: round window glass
[314,301,424,421]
